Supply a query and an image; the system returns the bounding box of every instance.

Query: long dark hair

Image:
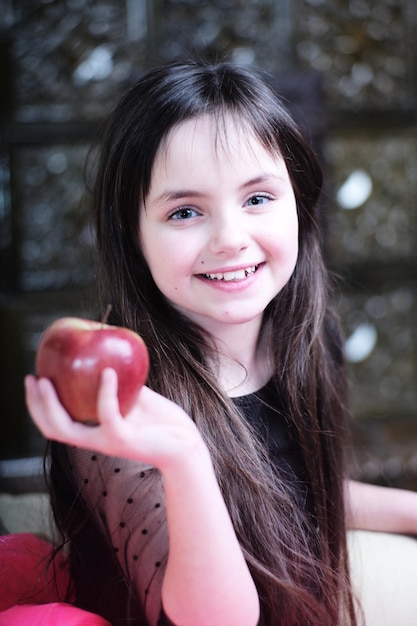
[52,59,358,625]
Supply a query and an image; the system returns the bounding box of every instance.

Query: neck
[205,319,272,397]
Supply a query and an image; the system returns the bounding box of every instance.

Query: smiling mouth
[199,265,258,282]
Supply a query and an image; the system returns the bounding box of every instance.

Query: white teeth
[224,269,245,281]
[204,265,257,281]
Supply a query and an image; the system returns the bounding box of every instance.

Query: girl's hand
[25,368,206,471]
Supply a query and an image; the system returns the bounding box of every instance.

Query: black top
[234,380,307,496]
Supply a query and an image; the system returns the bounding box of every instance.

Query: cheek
[287,229,299,269]
[144,237,190,290]
[268,213,298,256]
[140,226,169,271]
[285,207,299,252]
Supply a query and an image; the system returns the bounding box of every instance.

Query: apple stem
[101,304,112,325]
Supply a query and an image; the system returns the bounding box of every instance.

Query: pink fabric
[0,533,110,625]
[0,603,111,625]
[0,532,73,611]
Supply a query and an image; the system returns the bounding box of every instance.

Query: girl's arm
[161,435,259,626]
[345,479,417,535]
[25,369,260,626]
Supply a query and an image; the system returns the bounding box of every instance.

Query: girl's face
[139,114,298,336]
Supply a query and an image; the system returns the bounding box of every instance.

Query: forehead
[153,112,283,176]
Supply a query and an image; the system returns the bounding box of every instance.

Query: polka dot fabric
[68,447,168,625]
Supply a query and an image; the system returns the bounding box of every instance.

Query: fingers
[29,368,128,447]
[24,375,78,441]
[25,374,103,450]
[24,374,45,417]
[96,367,122,425]
[25,374,58,431]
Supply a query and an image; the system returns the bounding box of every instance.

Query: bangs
[154,105,285,184]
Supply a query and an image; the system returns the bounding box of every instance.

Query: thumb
[96,367,121,424]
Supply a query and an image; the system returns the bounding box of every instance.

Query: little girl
[25,59,417,626]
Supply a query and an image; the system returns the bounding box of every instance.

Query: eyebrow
[153,173,286,205]
[241,174,286,188]
[154,189,206,204]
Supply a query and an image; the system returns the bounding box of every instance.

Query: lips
[199,265,258,282]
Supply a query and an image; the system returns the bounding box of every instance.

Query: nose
[208,211,250,256]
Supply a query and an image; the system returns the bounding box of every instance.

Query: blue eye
[245,194,271,206]
[170,207,200,220]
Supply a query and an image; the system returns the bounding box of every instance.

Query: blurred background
[0,0,416,492]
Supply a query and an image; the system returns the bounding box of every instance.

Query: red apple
[35,317,149,423]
